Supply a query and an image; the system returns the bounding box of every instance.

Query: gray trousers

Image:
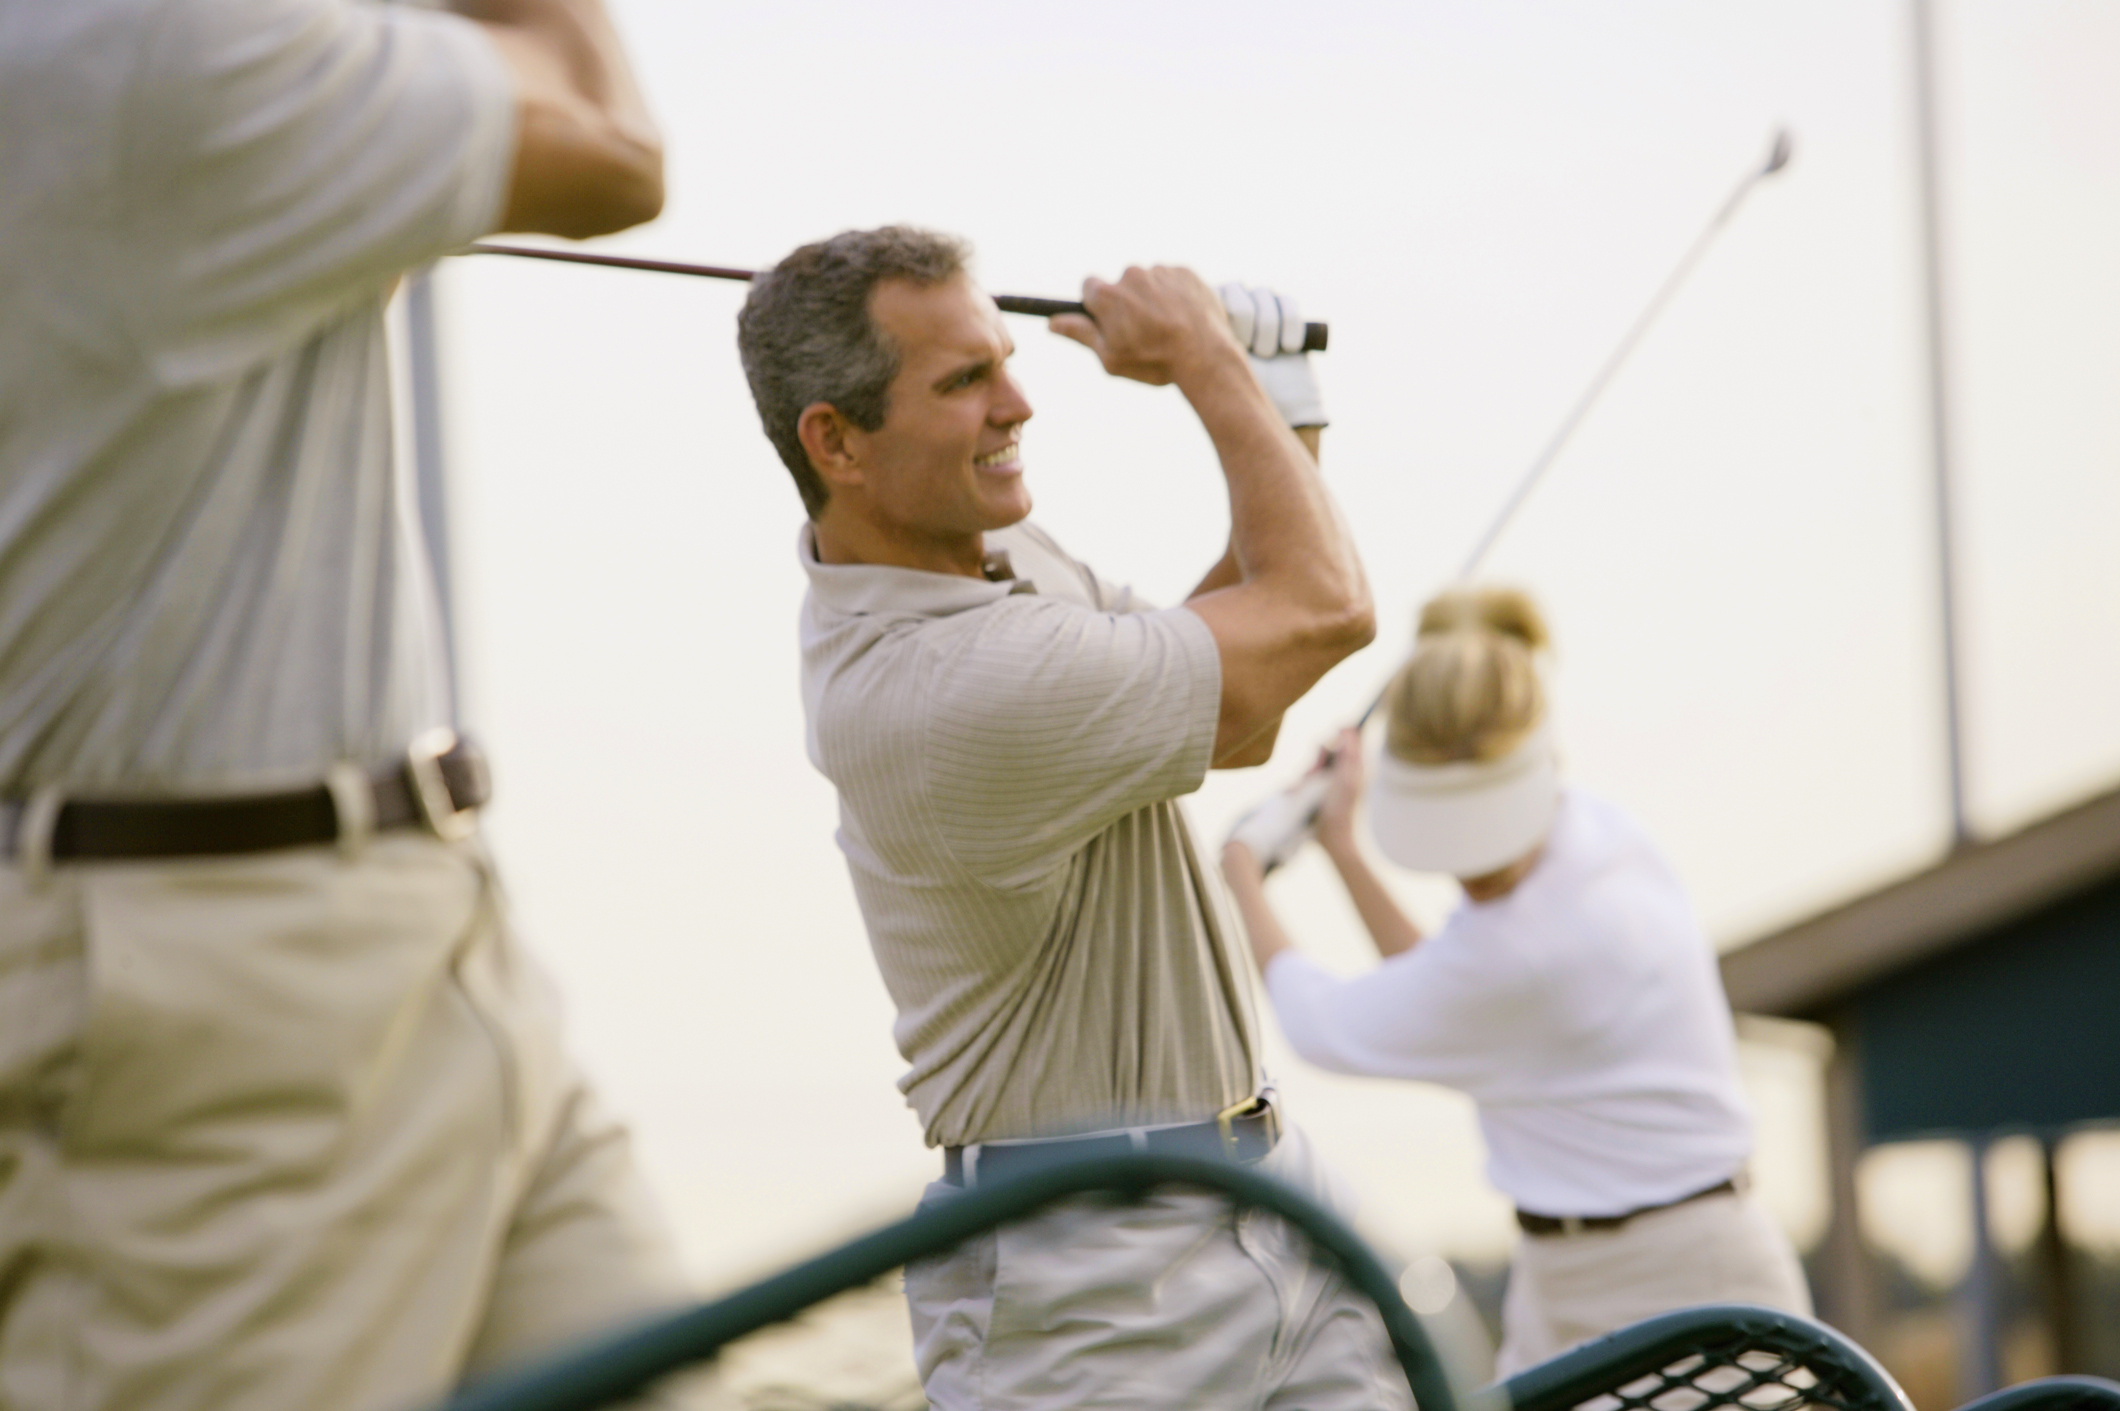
[903,1124,1413,1411]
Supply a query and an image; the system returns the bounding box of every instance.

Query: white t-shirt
[1265,789,1753,1217]
[0,0,515,793]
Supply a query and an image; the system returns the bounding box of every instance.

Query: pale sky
[419,0,2120,1288]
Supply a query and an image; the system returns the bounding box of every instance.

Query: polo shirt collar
[798,524,1034,618]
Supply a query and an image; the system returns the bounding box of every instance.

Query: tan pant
[1496,1189,1814,1378]
[0,833,699,1411]
[903,1124,1413,1411]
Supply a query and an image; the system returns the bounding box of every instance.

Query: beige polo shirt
[0,0,514,793]
[799,520,1261,1148]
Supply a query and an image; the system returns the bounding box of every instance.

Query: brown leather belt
[0,731,489,863]
[944,1093,1281,1189]
[1516,1176,1740,1238]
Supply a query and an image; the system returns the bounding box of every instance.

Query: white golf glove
[1225,771,1333,875]
[1220,284,1326,430]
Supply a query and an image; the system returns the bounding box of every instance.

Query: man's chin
[982,484,1033,529]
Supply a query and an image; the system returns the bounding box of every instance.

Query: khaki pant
[1496,1189,1814,1378]
[903,1123,1413,1411]
[0,833,699,1411]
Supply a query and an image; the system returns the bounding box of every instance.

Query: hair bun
[1415,586,1550,650]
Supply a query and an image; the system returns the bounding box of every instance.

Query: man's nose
[993,369,1033,427]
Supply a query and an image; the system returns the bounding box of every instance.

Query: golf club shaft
[461,243,1330,352]
[1333,131,1797,748]
[1454,128,1792,583]
[1312,120,1774,845]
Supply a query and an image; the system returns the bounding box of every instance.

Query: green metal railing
[1953,1379,2120,1411]
[430,1150,2120,1411]
[432,1152,1459,1411]
[1496,1303,1909,1411]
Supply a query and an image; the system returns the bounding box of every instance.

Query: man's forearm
[1178,358,1365,627]
[450,0,663,237]
[452,0,658,143]
[1185,427,1322,604]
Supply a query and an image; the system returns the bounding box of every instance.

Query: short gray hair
[736,226,971,518]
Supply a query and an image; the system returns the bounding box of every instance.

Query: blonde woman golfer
[1221,586,1810,1376]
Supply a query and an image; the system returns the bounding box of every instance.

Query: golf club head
[1763,128,1795,176]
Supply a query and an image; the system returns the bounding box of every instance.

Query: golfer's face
[861,274,1034,538]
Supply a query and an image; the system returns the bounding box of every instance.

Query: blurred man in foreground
[0,2,698,1407]
[737,227,1407,1409]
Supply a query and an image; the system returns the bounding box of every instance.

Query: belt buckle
[407,728,477,842]
[1215,1092,1278,1160]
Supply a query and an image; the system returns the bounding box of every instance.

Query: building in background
[1723,784,2120,1410]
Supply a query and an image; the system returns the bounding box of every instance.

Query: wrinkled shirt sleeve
[121,0,516,384]
[922,598,1222,889]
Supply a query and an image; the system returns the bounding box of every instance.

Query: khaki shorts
[1497,1189,1814,1377]
[904,1123,1413,1411]
[0,833,699,1411]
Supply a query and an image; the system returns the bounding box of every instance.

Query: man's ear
[797,403,864,492]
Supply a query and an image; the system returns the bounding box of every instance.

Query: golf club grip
[996,294,1329,352]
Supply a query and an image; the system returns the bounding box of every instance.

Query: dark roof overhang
[1720,782,2120,1017]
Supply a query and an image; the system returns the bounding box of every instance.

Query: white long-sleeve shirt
[1265,789,1753,1217]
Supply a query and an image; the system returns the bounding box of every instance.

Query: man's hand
[1221,284,1327,429]
[1049,267,1243,388]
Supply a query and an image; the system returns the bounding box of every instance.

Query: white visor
[1367,725,1561,877]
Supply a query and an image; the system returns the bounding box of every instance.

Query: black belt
[943,1094,1281,1188]
[0,730,489,863]
[1516,1176,1740,1238]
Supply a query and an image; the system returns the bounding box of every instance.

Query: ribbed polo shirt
[797,520,1260,1148]
[0,0,514,792]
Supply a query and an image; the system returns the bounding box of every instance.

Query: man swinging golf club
[737,226,1409,1409]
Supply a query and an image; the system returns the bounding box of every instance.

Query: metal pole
[2038,1135,2079,1371]
[1910,0,1974,848]
[405,267,460,722]
[1962,1135,2004,1398]
[1817,1011,1879,1345]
